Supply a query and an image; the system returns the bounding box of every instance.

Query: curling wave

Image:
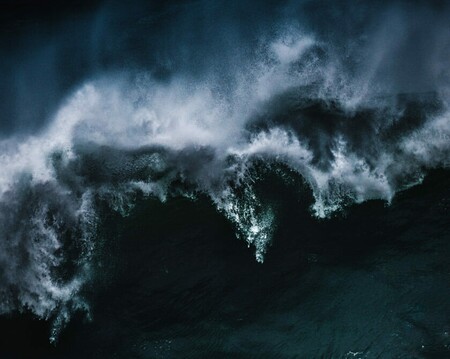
[0,25,449,340]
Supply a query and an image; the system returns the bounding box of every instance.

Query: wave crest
[0,27,449,339]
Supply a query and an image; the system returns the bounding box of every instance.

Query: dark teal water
[0,169,449,358]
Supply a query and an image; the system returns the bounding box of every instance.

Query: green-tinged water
[1,170,449,358]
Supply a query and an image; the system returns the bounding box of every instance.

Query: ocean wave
[0,18,449,341]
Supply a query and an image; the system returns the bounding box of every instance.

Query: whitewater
[0,12,449,341]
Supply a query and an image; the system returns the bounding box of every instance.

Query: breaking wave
[0,8,449,341]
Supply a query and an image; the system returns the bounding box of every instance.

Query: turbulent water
[0,0,449,357]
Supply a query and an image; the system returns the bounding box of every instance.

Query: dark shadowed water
[0,170,449,358]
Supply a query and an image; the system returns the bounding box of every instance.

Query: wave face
[0,0,449,342]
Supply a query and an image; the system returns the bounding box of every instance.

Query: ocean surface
[0,1,449,358]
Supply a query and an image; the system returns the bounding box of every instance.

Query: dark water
[0,1,449,358]
[0,169,448,358]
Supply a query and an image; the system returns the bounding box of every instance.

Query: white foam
[0,27,449,340]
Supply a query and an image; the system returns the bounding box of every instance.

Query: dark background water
[0,169,448,358]
[1,0,449,136]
